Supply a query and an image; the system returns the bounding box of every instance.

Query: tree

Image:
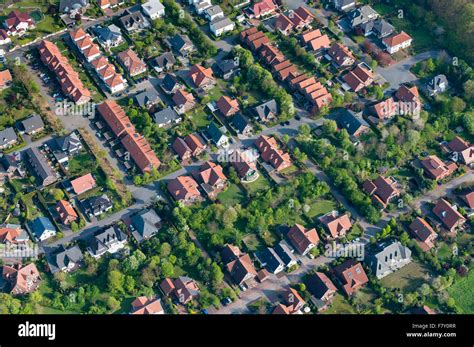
[462,79,474,101]
[52,189,65,201]
[298,124,311,137]
[161,261,174,278]
[222,207,238,228]
[108,270,125,294]
[449,97,466,113]
[322,120,337,135]
[107,296,120,312]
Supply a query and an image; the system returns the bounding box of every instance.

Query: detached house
[328,42,355,68]
[319,211,352,239]
[70,173,97,196]
[343,63,374,92]
[81,194,113,217]
[206,122,229,148]
[216,95,240,117]
[332,0,356,12]
[131,208,162,243]
[131,296,164,314]
[347,5,378,28]
[4,10,34,36]
[230,150,258,182]
[169,34,195,57]
[447,136,474,166]
[255,135,292,172]
[0,127,18,150]
[427,74,448,96]
[334,259,368,296]
[305,272,337,311]
[223,244,257,288]
[367,241,412,279]
[172,89,196,114]
[363,175,400,208]
[172,134,206,160]
[160,276,200,304]
[409,217,438,251]
[189,64,215,90]
[254,99,279,122]
[167,176,202,204]
[28,217,56,242]
[287,224,319,256]
[245,0,277,19]
[421,155,457,181]
[1,263,41,296]
[141,0,165,20]
[273,288,305,314]
[47,245,84,274]
[0,69,12,90]
[210,17,235,37]
[88,225,127,258]
[433,199,466,233]
[117,49,147,77]
[382,31,413,54]
[0,224,29,246]
[56,200,79,225]
[193,161,227,199]
[119,10,150,33]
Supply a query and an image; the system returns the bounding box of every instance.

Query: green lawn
[68,153,98,177]
[447,269,474,314]
[243,174,272,196]
[323,294,356,314]
[302,199,337,220]
[381,261,433,293]
[242,233,264,252]
[217,183,246,206]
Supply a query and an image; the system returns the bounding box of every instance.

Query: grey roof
[348,5,378,27]
[210,16,233,30]
[119,10,150,31]
[427,74,448,94]
[170,34,194,53]
[368,241,412,278]
[206,122,225,143]
[153,107,180,125]
[274,241,297,267]
[327,109,369,136]
[0,127,18,146]
[254,99,278,120]
[21,115,44,134]
[28,216,56,240]
[135,89,161,108]
[152,51,176,69]
[83,194,112,215]
[216,59,239,75]
[24,147,56,185]
[89,226,127,256]
[205,5,224,17]
[93,25,123,44]
[48,245,84,274]
[373,19,394,37]
[131,209,161,242]
[232,113,251,133]
[257,247,284,273]
[59,0,88,13]
[54,132,82,154]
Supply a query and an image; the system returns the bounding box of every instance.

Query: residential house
[210,16,235,37]
[334,259,368,296]
[301,29,331,54]
[363,175,400,208]
[367,241,412,279]
[97,0,124,9]
[151,51,176,73]
[130,296,164,314]
[257,247,285,274]
[47,245,84,274]
[4,10,35,36]
[153,107,181,128]
[20,114,44,135]
[0,127,18,150]
[192,0,212,15]
[54,132,82,156]
[135,89,161,109]
[88,225,127,258]
[59,0,90,15]
[409,217,438,251]
[343,63,374,92]
[245,0,277,19]
[70,173,97,195]
[93,24,124,50]
[254,99,279,122]
[0,69,12,90]
[169,34,195,57]
[215,58,240,80]
[28,217,56,242]
[370,97,398,120]
[24,147,57,187]
[189,64,215,90]
[319,211,352,239]
[420,155,457,181]
[460,191,474,211]
[347,5,378,28]
[161,73,181,94]
[204,5,224,21]
[273,288,305,314]
[327,42,355,68]
[0,152,25,179]
[172,89,196,114]
[117,48,147,77]
[38,40,91,104]
[427,74,448,96]
[0,224,29,246]
[119,9,150,33]
[432,199,466,233]
[395,84,421,114]
[141,0,165,20]
[172,135,205,160]
[131,208,162,243]
[382,31,413,54]
[305,272,337,311]
[0,29,11,46]
[56,200,79,225]
[274,241,298,269]
[327,109,370,137]
[255,135,292,171]
[232,113,252,136]
[167,175,202,204]
[287,224,320,255]
[230,150,258,181]
[121,131,161,173]
[358,19,394,38]
[224,244,257,288]
[332,0,356,12]
[160,276,200,304]
[1,263,41,296]
[193,161,227,199]
[81,194,113,217]
[206,122,229,148]
[447,136,474,166]
[216,95,240,117]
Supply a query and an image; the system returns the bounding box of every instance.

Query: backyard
[447,268,474,314]
[380,261,434,293]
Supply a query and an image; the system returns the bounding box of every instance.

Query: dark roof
[161,74,179,93]
[373,19,394,36]
[119,9,150,30]
[48,245,83,274]
[54,132,82,154]
[327,109,369,136]
[216,59,238,74]
[232,113,251,133]
[257,247,284,273]
[254,99,278,120]
[21,115,44,133]
[206,122,225,143]
[169,34,194,52]
[0,127,18,146]
[24,147,56,184]
[131,209,161,242]
[274,241,297,267]
[83,194,112,214]
[28,217,56,239]
[89,225,127,256]
[135,89,161,108]
[152,51,176,69]
[153,107,180,125]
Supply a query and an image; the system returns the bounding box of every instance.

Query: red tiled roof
[255,135,292,171]
[189,64,214,88]
[287,224,319,254]
[56,200,78,224]
[121,131,161,173]
[433,199,466,232]
[334,259,368,296]
[252,0,277,17]
[97,100,135,137]
[447,136,470,153]
[383,31,412,47]
[117,49,146,76]
[216,95,239,117]
[0,69,12,89]
[71,173,97,195]
[198,161,227,186]
[420,155,457,180]
[167,176,201,201]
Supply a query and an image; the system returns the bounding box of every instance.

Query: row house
[343,63,374,92]
[301,29,331,54]
[255,135,292,172]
